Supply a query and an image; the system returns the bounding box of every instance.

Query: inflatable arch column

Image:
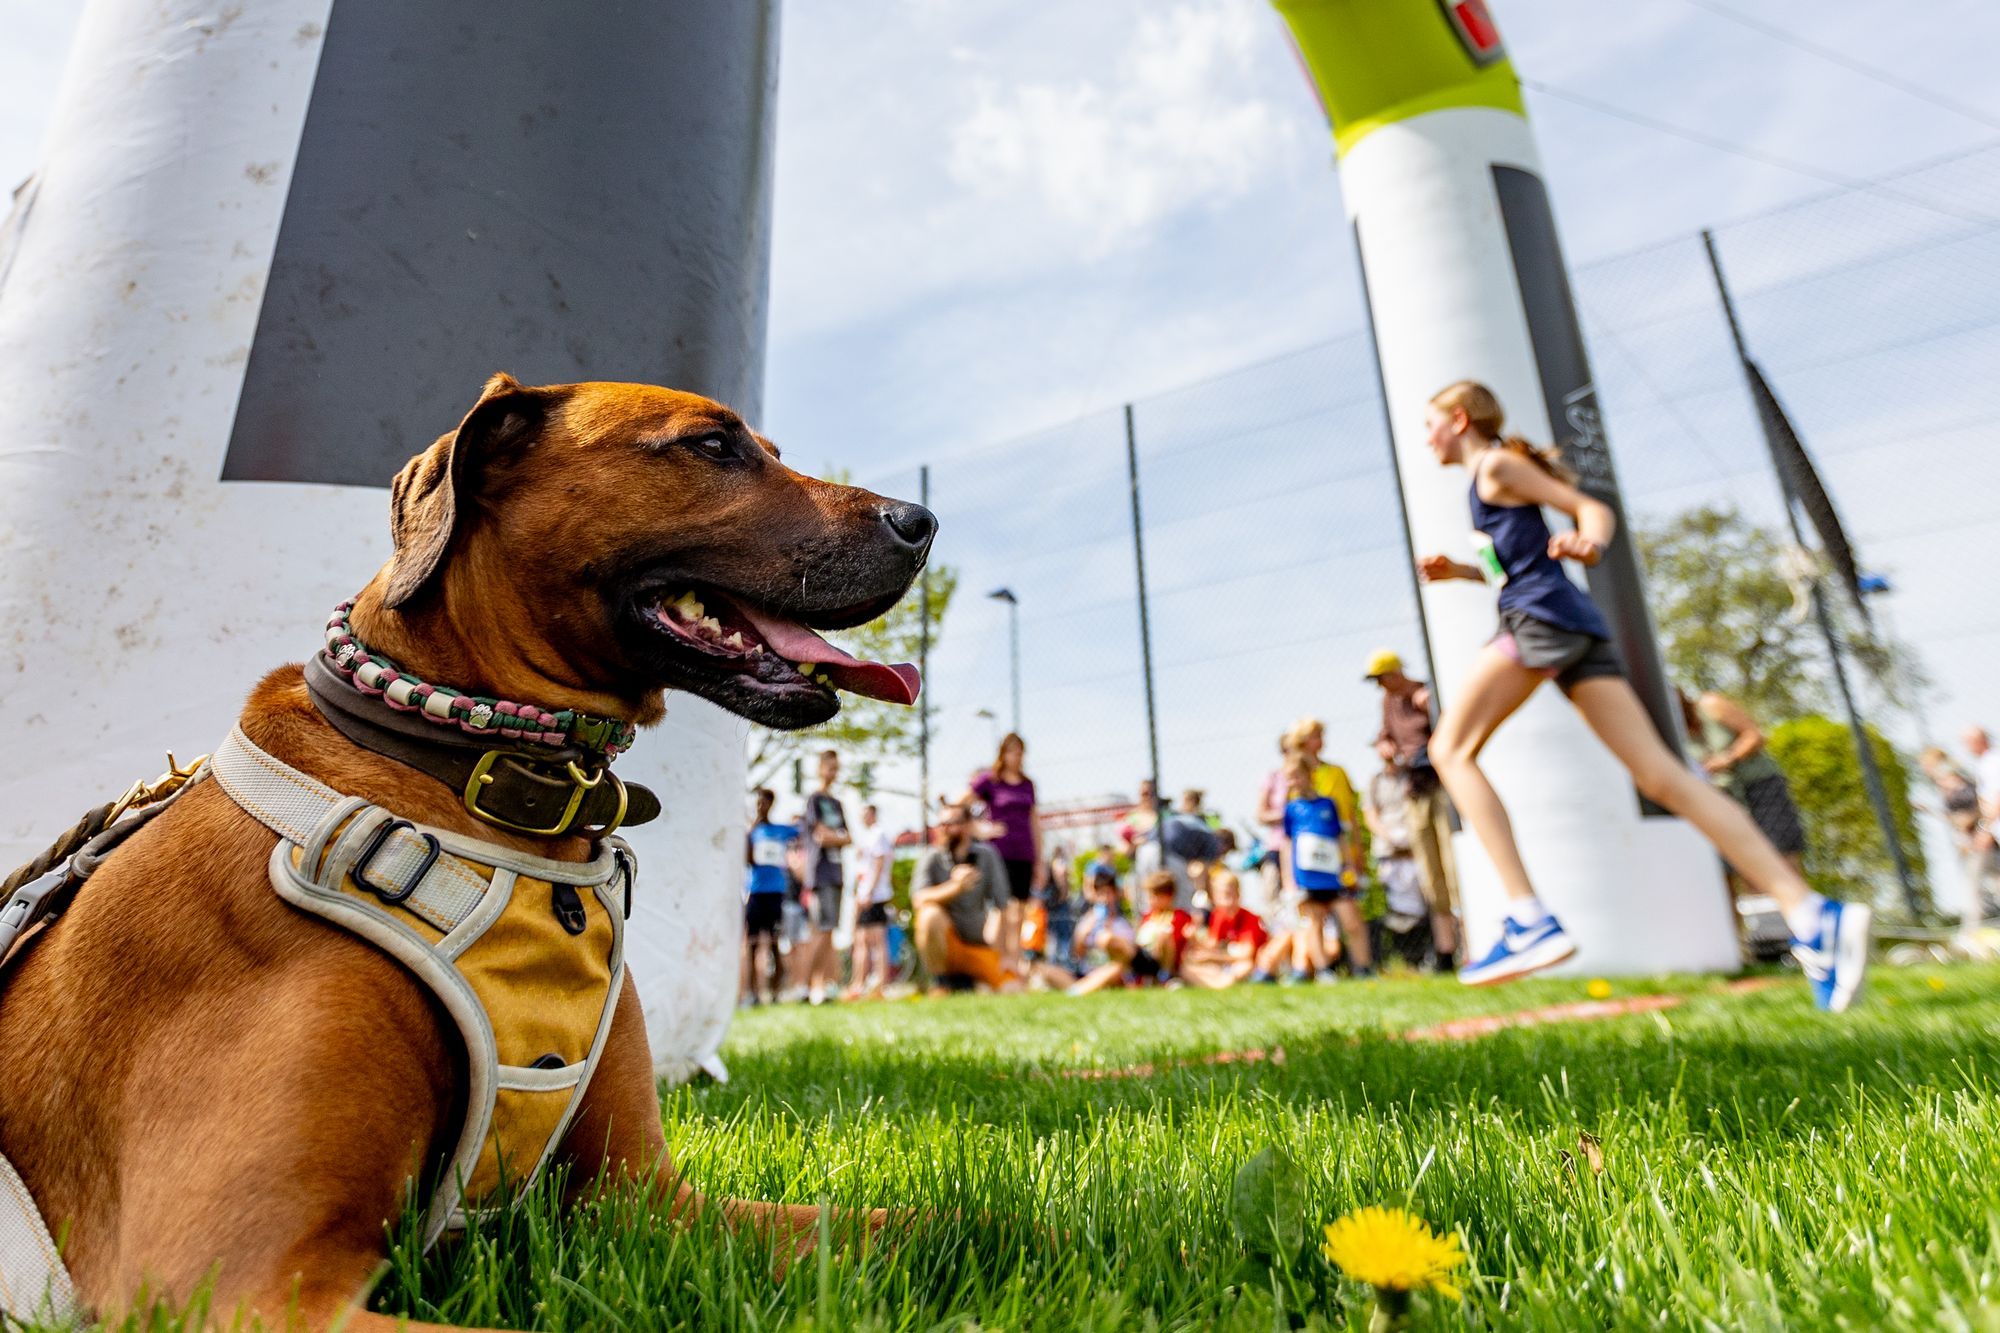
[1270,0,1738,973]
[0,0,779,1076]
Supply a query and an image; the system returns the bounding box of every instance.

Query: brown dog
[0,374,934,1328]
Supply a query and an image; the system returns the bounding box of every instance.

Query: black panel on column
[224,0,779,487]
[1492,164,1685,769]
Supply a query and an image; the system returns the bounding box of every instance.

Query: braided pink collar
[320,601,636,758]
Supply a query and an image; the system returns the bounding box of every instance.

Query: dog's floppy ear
[382,372,549,609]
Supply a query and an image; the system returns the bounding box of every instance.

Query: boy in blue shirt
[742,787,799,1005]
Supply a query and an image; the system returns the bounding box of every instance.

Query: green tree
[1636,505,1921,722]
[745,563,958,793]
[1766,716,1928,914]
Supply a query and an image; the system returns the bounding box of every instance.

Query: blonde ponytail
[1498,434,1574,483]
[1431,381,1573,482]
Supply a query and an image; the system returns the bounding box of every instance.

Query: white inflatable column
[1273,0,1738,973]
[0,0,765,1077]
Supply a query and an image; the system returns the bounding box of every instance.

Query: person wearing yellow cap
[1365,650,1459,966]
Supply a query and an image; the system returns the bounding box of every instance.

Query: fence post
[1702,230,1921,917]
[1125,405,1163,824]
[918,463,931,840]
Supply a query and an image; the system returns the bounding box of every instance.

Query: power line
[1585,213,2000,342]
[1521,78,2000,230]
[1674,0,2000,135]
[1136,386,1387,469]
[860,328,1378,486]
[1767,305,2000,377]
[1568,138,2000,271]
[1579,301,1748,482]
[866,143,2000,494]
[942,454,1396,571]
[1020,610,1415,696]
[1021,536,1409,629]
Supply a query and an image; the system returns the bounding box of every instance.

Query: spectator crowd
[739,649,1468,1003]
[741,653,2000,1005]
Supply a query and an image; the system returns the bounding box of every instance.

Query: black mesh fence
[847,143,2000,926]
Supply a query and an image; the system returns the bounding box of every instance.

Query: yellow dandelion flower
[1586,978,1613,1000]
[1927,976,1946,992]
[1321,1206,1465,1299]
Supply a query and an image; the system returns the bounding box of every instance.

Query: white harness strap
[0,1148,76,1326]
[209,725,630,1247]
[0,725,630,1317]
[211,726,493,933]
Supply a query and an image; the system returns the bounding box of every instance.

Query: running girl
[1416,380,1868,1009]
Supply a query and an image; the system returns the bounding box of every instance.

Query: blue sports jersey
[1283,795,1347,892]
[746,821,799,896]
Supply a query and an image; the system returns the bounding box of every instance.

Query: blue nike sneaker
[1792,897,1873,1012]
[1459,912,1576,986]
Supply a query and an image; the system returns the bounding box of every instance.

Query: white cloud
[946,0,1295,255]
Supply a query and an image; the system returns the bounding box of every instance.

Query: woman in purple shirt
[970,732,1044,975]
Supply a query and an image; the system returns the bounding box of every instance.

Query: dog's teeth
[795,662,813,675]
[698,616,721,635]
[724,632,745,649]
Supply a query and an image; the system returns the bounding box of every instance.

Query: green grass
[348,965,2000,1331]
[66,967,2000,1329]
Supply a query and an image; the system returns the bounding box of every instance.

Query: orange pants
[943,932,1015,989]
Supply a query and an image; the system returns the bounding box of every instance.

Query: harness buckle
[611,843,638,920]
[0,867,77,964]
[462,751,598,837]
[352,818,442,905]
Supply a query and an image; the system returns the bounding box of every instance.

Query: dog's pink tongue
[736,603,922,705]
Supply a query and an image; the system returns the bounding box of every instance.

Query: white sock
[1505,896,1550,926]
[1782,893,1829,941]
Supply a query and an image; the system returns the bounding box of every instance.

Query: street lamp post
[988,587,1020,736]
[974,707,999,749]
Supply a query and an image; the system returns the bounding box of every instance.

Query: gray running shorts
[1494,609,1623,693]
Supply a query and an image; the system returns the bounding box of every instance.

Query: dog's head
[371,373,934,730]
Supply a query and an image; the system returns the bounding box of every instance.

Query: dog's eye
[689,435,732,461]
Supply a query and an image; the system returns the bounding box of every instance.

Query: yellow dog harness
[0,726,633,1322]
[209,725,632,1247]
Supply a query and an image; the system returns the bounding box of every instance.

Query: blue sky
[6,0,1996,846]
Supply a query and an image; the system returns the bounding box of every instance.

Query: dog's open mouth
[642,587,920,706]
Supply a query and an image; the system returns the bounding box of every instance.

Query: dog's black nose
[881,501,937,551]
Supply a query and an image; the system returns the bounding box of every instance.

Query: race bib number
[1293,831,1343,876]
[752,838,790,868]
[1470,531,1508,587]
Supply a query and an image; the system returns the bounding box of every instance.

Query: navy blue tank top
[1468,471,1611,639]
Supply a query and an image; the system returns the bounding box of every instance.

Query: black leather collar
[304,653,659,837]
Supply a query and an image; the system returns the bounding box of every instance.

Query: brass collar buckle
[463,751,627,837]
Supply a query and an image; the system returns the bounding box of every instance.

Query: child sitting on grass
[1072,872,1235,994]
[1134,870,1195,979]
[1194,867,1290,984]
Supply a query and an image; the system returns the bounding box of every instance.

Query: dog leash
[0,756,205,1328]
[0,754,208,981]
